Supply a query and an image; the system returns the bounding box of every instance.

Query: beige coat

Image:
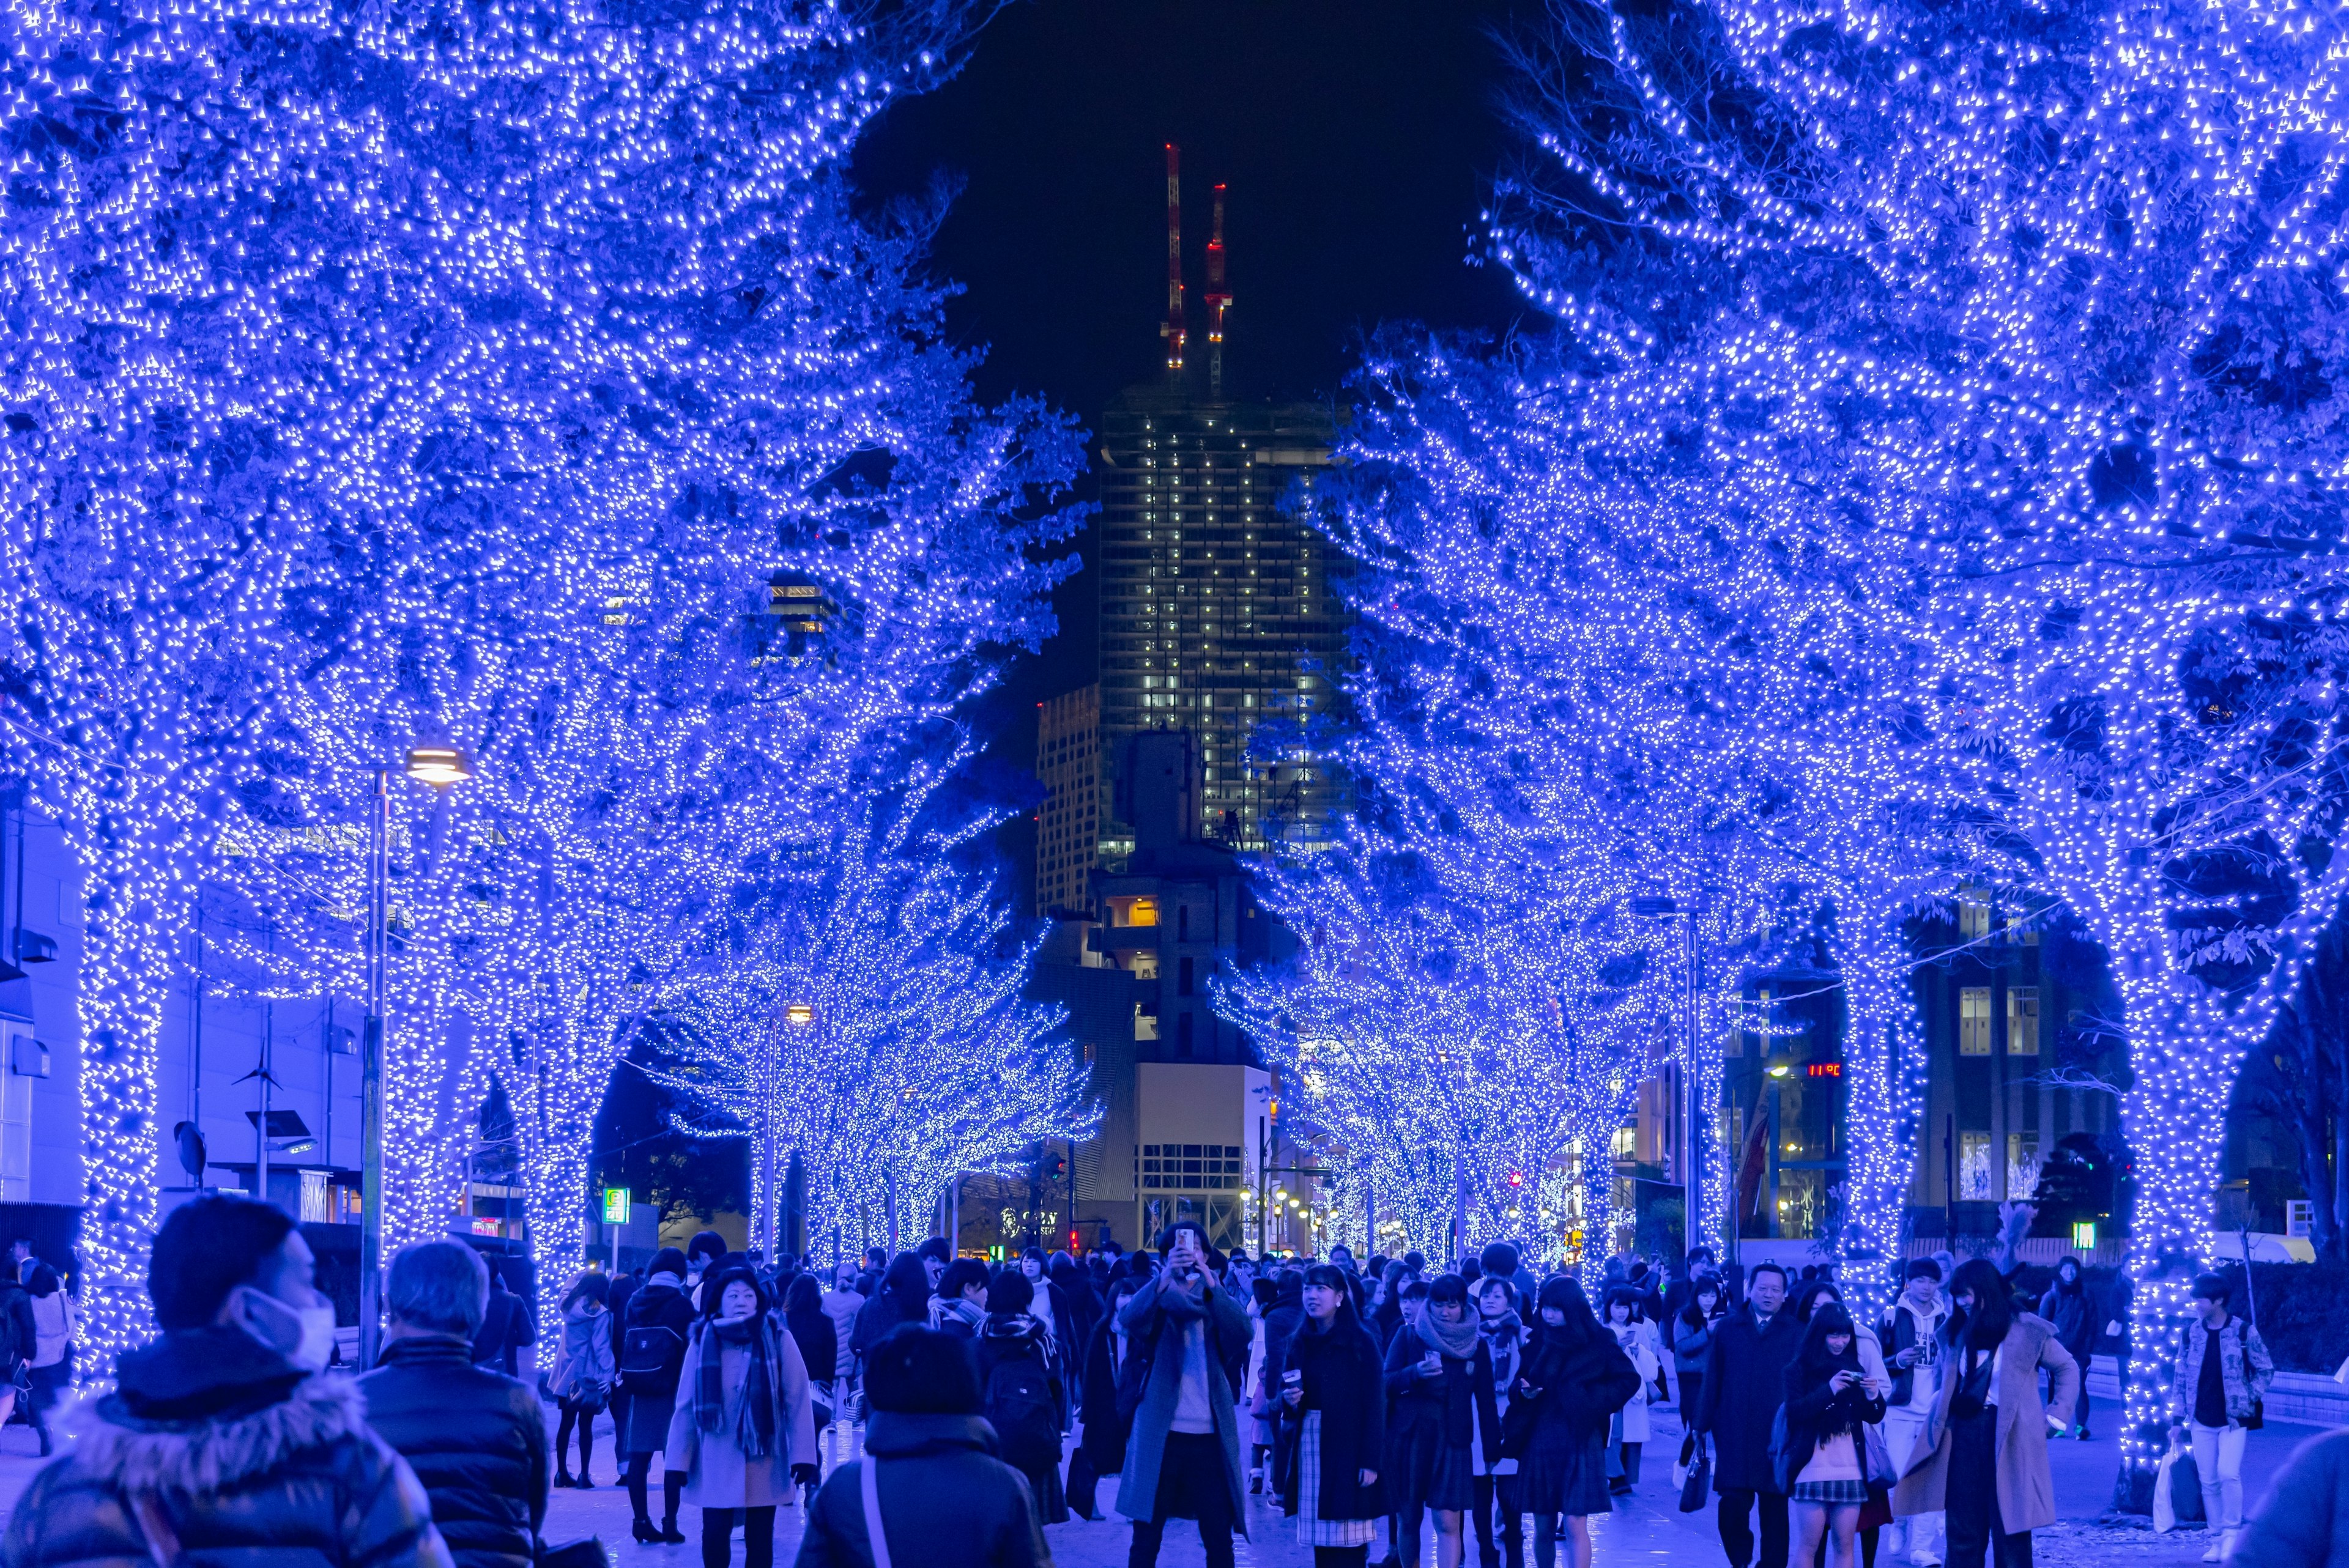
[664,1318,818,1509]
[1892,1313,2079,1532]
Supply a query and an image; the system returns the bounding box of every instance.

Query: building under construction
[1088,146,1348,870]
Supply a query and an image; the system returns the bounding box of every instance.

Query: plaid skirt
[1297,1412,1379,1547]
[1791,1479,1869,1504]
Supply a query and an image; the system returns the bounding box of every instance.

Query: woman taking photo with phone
[1384,1274,1504,1568]
[1275,1263,1387,1568]
[1773,1303,1886,1568]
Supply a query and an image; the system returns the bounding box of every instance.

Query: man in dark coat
[362,1241,548,1568]
[794,1324,1050,1568]
[1117,1221,1252,1568]
[3,1194,450,1568]
[1694,1260,1801,1568]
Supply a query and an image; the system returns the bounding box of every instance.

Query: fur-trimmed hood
[70,1326,371,1497]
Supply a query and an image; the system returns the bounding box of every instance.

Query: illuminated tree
[653,770,1097,1262]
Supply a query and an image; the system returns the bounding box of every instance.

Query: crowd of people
[1,1196,2345,1568]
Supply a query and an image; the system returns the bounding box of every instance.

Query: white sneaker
[2203,1539,2224,1562]
[2222,1530,2240,1561]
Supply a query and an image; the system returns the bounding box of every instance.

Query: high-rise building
[1034,685,1100,917]
[1095,148,1348,864]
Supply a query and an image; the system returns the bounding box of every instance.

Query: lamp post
[764,1002,814,1263]
[1631,897,1702,1264]
[360,747,471,1370]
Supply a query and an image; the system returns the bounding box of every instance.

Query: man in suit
[1695,1262,1802,1568]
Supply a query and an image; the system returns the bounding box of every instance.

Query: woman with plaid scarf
[662,1263,819,1568]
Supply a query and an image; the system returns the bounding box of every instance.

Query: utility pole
[360,766,390,1369]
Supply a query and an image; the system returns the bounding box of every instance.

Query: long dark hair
[1680,1274,1723,1331]
[1787,1303,1865,1430]
[783,1273,825,1317]
[562,1272,610,1312]
[1948,1259,2013,1350]
[1534,1276,1604,1353]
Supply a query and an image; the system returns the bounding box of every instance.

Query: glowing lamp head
[403,747,472,787]
[785,1002,815,1027]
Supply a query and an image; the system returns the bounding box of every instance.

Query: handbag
[2245,1398,2265,1432]
[1862,1421,1899,1487]
[1679,1435,1711,1513]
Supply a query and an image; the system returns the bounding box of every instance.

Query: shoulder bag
[861,1457,894,1568]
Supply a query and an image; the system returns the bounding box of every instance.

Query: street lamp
[763,1002,814,1263]
[361,748,471,1369]
[1631,895,1705,1264]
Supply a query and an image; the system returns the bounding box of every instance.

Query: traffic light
[1043,1153,1067,1180]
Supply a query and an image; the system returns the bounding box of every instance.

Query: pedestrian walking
[20,1261,72,1455]
[1384,1273,1505,1568]
[1696,1261,1803,1568]
[0,1256,35,1437]
[684,1230,730,1309]
[1877,1260,1949,1568]
[1117,1221,1253,1568]
[782,1274,840,1454]
[664,1263,820,1568]
[1255,1271,1307,1493]
[1274,1262,1388,1568]
[1474,1275,1529,1568]
[550,1272,617,1488]
[1601,1286,1661,1493]
[850,1255,933,1366]
[1675,1276,1725,1478]
[619,1244,700,1544]
[1891,1258,2078,1568]
[1071,1275,1145,1520]
[2170,1271,2276,1562]
[2,1194,449,1568]
[1774,1304,1885,1568]
[974,1269,1069,1526]
[793,1324,1052,1568]
[2034,1259,2097,1439]
[471,1262,537,1381]
[1502,1277,1640,1568]
[362,1240,549,1568]
[933,1258,991,1339]
[820,1261,864,1391]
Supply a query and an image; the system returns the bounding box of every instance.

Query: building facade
[1094,385,1347,862]
[1034,686,1101,919]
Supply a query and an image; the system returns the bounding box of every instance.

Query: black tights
[624,1452,685,1524]
[554,1405,597,1479]
[700,1506,775,1568]
[1316,1550,1370,1568]
[1474,1474,1524,1562]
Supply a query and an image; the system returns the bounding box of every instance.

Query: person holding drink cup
[1272,1263,1387,1568]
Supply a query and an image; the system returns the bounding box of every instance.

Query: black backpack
[618,1320,685,1396]
[984,1350,1061,1470]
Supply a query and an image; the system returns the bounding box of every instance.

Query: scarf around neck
[1422,1306,1483,1361]
[695,1314,778,1459]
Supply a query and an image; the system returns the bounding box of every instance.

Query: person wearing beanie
[618,1245,699,1542]
[1877,1259,1948,1568]
[793,1325,1050,1568]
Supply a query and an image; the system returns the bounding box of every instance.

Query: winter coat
[1877,1298,1950,1410]
[2036,1277,2093,1357]
[1672,1311,1718,1376]
[785,1306,838,1396]
[1382,1322,1505,1500]
[0,1278,37,1371]
[1501,1326,1641,1465]
[819,1288,863,1382]
[1255,1279,1305,1413]
[849,1260,932,1362]
[2232,1426,2349,1568]
[1771,1357,1887,1495]
[1694,1305,1805,1495]
[360,1334,547,1568]
[662,1315,817,1510]
[973,1313,1067,1526]
[549,1306,615,1406]
[791,1411,1051,1568]
[28,1287,74,1370]
[3,1324,451,1568]
[1272,1313,1387,1524]
[2172,1315,2277,1424]
[1893,1313,2079,1531]
[617,1278,698,1456]
[469,1289,533,1377]
[1077,1319,1139,1473]
[1609,1322,1662,1443]
[1114,1267,1252,1528]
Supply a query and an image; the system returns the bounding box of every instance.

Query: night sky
[852,0,1534,905]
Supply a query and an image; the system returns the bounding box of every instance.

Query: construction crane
[1205,182,1232,398]
[1162,143,1186,375]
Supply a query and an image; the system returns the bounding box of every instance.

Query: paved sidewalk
[0,1396,2331,1567]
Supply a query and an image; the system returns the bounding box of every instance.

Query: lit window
[1959,988,1993,1056]
[2007,988,2039,1055]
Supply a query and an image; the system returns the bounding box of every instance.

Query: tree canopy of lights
[651,763,1098,1262]
[4,0,1080,1361]
[1483,0,2349,1483]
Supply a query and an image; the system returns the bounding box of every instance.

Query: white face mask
[235,1287,338,1372]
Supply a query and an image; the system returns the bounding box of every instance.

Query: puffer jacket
[359,1334,547,1568]
[792,1411,1050,1568]
[2,1324,451,1568]
[2172,1314,2276,1424]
